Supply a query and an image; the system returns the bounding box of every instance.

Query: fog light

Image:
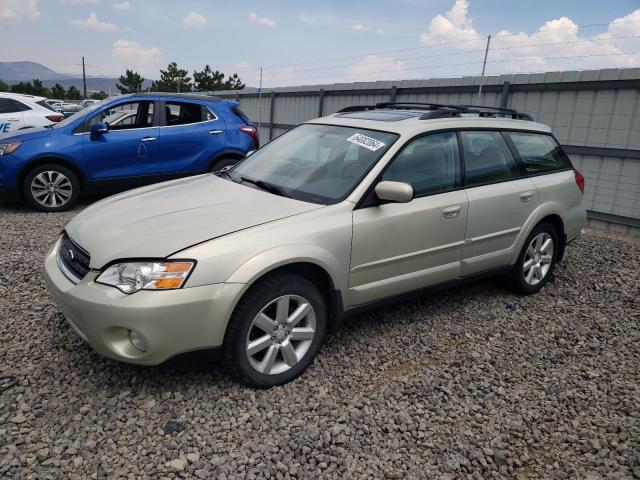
[128,330,147,352]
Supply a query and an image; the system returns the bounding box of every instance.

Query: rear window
[232,106,251,124]
[165,102,216,125]
[507,133,571,174]
[37,100,58,112]
[460,131,520,186]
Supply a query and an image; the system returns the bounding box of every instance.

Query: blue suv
[0,93,258,211]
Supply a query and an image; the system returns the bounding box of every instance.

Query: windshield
[231,124,398,204]
[52,102,105,129]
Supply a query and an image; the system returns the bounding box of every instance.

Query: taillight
[574,168,585,194]
[240,125,259,147]
[46,115,64,123]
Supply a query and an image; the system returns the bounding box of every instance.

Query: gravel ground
[0,202,638,480]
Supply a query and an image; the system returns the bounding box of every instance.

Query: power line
[254,18,640,72]
[254,51,640,86]
[241,34,640,81]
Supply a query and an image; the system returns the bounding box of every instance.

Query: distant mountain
[0,61,152,94]
[0,61,73,82]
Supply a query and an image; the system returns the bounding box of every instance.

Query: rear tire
[508,222,559,295]
[23,164,80,212]
[222,273,327,388]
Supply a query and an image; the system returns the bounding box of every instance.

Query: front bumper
[43,239,245,365]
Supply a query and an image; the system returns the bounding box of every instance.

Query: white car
[0,93,64,133]
[45,99,65,112]
[80,99,102,109]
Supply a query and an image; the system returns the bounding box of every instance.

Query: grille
[57,233,91,282]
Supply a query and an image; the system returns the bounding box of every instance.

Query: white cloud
[112,39,162,76]
[0,0,40,23]
[113,1,130,11]
[234,61,249,69]
[352,24,368,32]
[376,28,386,35]
[70,12,118,31]
[345,55,406,81]
[419,1,640,73]
[419,0,480,47]
[183,12,206,28]
[248,12,275,27]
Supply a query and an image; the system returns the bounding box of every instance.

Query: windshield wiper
[240,176,288,197]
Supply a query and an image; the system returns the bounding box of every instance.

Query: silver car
[43,103,586,387]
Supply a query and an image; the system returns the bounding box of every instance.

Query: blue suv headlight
[0,142,21,156]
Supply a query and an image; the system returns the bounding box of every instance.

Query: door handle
[209,129,223,134]
[442,205,461,219]
[520,191,534,202]
[140,136,156,142]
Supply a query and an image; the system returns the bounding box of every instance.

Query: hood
[65,175,324,268]
[0,126,53,142]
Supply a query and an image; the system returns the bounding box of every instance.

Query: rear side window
[37,100,58,112]
[382,132,460,196]
[165,102,216,126]
[0,98,31,113]
[460,131,519,186]
[507,132,571,174]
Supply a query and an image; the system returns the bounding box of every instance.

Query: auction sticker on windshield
[346,133,386,151]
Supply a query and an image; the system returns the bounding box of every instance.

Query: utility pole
[258,67,263,131]
[477,35,491,100]
[82,56,87,99]
[177,77,181,93]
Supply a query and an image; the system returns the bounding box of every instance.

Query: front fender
[226,243,346,292]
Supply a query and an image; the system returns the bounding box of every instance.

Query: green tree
[223,73,245,90]
[91,91,108,100]
[0,79,8,92]
[66,86,82,100]
[151,62,192,92]
[10,81,33,94]
[30,78,49,97]
[51,83,66,99]
[116,69,145,94]
[193,65,225,91]
[9,79,50,97]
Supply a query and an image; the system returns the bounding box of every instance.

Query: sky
[1,0,639,88]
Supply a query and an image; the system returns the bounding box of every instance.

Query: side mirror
[90,122,108,140]
[374,181,414,203]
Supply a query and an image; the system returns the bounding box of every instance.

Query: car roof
[130,92,223,102]
[306,108,552,137]
[0,92,47,103]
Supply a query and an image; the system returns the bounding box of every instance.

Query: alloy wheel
[245,294,316,375]
[523,232,554,286]
[30,171,73,209]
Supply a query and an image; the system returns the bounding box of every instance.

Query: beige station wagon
[44,103,586,387]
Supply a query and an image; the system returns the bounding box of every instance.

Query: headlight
[96,261,195,294]
[0,142,22,156]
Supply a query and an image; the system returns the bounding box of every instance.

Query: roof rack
[337,102,534,121]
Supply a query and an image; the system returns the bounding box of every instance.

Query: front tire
[223,273,327,388]
[508,222,559,294]
[209,156,240,173]
[23,164,80,212]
